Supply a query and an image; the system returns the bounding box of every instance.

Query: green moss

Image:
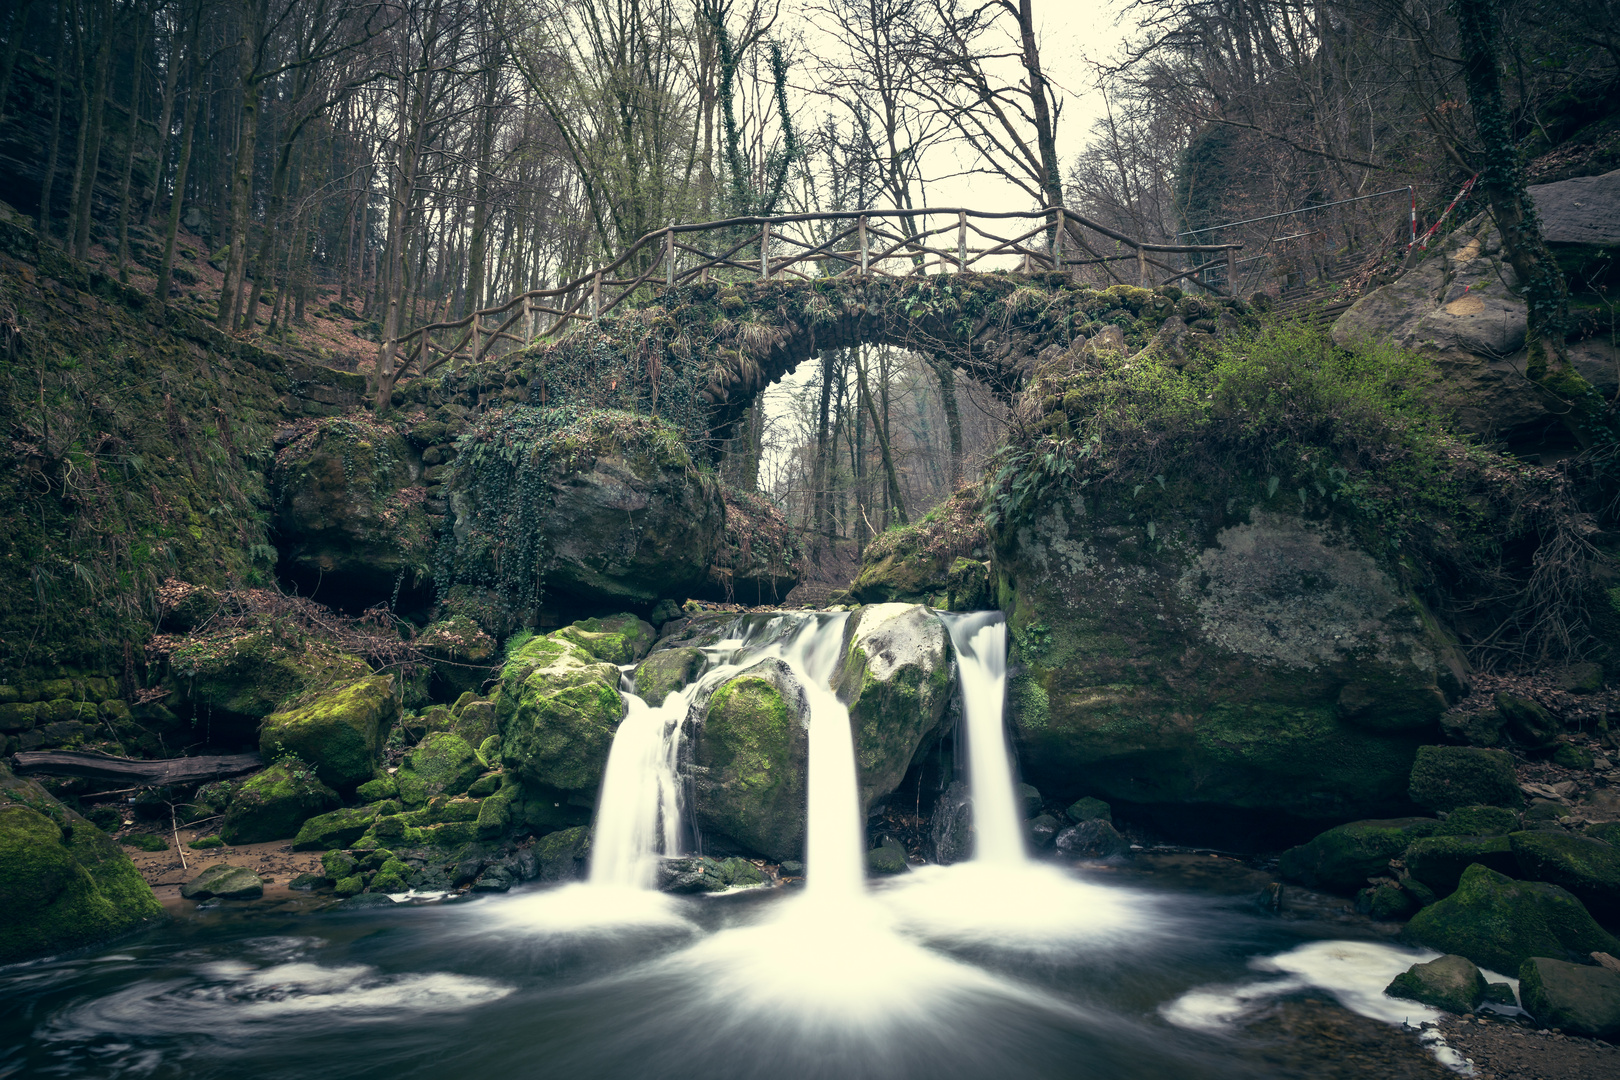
[187,835,224,849]
[496,638,623,794]
[291,805,381,851]
[695,673,800,859]
[1385,954,1488,1014]
[356,776,398,802]
[219,759,339,844]
[260,675,398,790]
[395,732,482,806]
[1508,830,1620,920]
[550,614,656,665]
[634,647,705,703]
[1404,864,1619,972]
[1409,746,1523,811]
[122,833,169,852]
[1278,818,1442,893]
[1437,805,1520,836]
[1404,834,1518,896]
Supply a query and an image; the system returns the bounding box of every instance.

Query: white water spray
[780,614,861,898]
[939,612,1024,864]
[587,689,686,889]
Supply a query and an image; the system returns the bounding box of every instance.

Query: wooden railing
[382,206,1243,383]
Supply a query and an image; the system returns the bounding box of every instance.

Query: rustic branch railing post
[1051,209,1063,272]
[1226,248,1237,296]
[472,314,482,363]
[665,225,675,288]
[1137,247,1149,287]
[859,215,868,276]
[958,211,967,272]
[761,222,770,280]
[521,294,532,344]
[592,271,602,321]
[417,332,426,376]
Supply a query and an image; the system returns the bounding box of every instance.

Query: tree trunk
[37,0,66,238]
[71,0,113,260]
[114,18,146,281]
[154,0,202,305]
[140,0,182,227]
[216,68,261,330]
[809,347,836,565]
[0,0,38,125]
[856,344,907,527]
[929,357,964,491]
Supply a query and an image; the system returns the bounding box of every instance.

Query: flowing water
[0,610,1471,1079]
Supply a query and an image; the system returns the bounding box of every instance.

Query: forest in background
[0,0,1615,578]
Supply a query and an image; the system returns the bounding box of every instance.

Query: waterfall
[939,612,1024,864]
[779,614,862,899]
[587,688,687,889]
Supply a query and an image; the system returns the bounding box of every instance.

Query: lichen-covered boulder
[634,646,705,703]
[1509,830,1620,922]
[532,825,591,882]
[1519,956,1620,1039]
[165,626,370,734]
[414,616,498,700]
[1403,834,1518,897]
[1403,864,1620,973]
[292,805,382,851]
[271,416,433,600]
[397,732,483,807]
[493,632,623,796]
[867,837,909,874]
[1332,214,1620,443]
[690,659,807,861]
[1384,954,1488,1014]
[549,613,656,665]
[220,760,339,844]
[259,675,398,790]
[179,864,264,901]
[1278,818,1442,894]
[1408,746,1522,811]
[1437,805,1520,836]
[0,763,163,964]
[834,604,952,813]
[848,490,986,607]
[1001,505,1468,823]
[441,409,724,611]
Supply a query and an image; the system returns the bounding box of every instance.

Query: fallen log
[9,750,265,786]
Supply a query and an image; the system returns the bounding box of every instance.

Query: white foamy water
[939,612,1023,864]
[785,613,863,899]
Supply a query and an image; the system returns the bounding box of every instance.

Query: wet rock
[1509,830,1620,922]
[397,732,482,807]
[1065,797,1112,824]
[1403,864,1620,972]
[867,837,909,875]
[180,864,264,901]
[720,857,766,886]
[835,604,952,815]
[0,762,163,965]
[472,864,515,892]
[1408,746,1523,811]
[292,805,382,851]
[288,872,329,891]
[1551,743,1595,770]
[259,675,399,790]
[633,646,705,703]
[1357,881,1419,921]
[1017,783,1042,817]
[690,658,807,862]
[532,825,591,883]
[1403,834,1518,897]
[550,614,657,666]
[945,557,992,612]
[1027,813,1060,848]
[1055,818,1130,858]
[1385,954,1489,1014]
[1494,693,1560,750]
[930,780,974,865]
[658,855,728,893]
[414,616,498,700]
[494,632,624,798]
[220,760,339,844]
[1436,805,1520,836]
[1519,956,1620,1039]
[165,625,370,735]
[1440,709,1506,747]
[1278,818,1441,894]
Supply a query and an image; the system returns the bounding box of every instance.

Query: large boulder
[292,805,382,851]
[1278,817,1442,894]
[396,732,483,806]
[1001,504,1468,825]
[442,409,724,611]
[1384,954,1489,1014]
[634,646,705,703]
[848,490,987,607]
[179,865,264,901]
[549,613,656,665]
[220,759,340,844]
[690,659,808,861]
[1332,214,1620,445]
[1509,830,1620,922]
[1404,864,1620,973]
[1519,956,1620,1039]
[272,415,433,600]
[258,675,398,790]
[494,630,625,796]
[0,762,163,965]
[834,604,953,813]
[164,625,370,736]
[414,617,498,700]
[1408,746,1522,811]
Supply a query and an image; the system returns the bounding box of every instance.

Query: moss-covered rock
[165,627,370,734]
[1000,503,1467,823]
[494,632,624,796]
[1384,954,1488,1014]
[357,776,397,802]
[1403,864,1620,972]
[1357,881,1420,920]
[1066,797,1112,824]
[532,825,591,882]
[396,733,482,807]
[414,616,498,700]
[867,837,909,874]
[1494,693,1560,749]
[834,604,952,814]
[1437,805,1520,836]
[1403,834,1519,896]
[440,409,725,612]
[657,855,729,892]
[0,762,163,965]
[271,415,433,602]
[291,805,382,851]
[259,675,398,790]
[1519,957,1620,1039]
[1509,830,1620,921]
[702,487,803,605]
[691,659,806,861]
[1409,746,1523,811]
[220,760,339,844]
[634,646,705,704]
[179,864,263,901]
[1278,818,1442,894]
[849,491,987,607]
[550,614,656,665]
